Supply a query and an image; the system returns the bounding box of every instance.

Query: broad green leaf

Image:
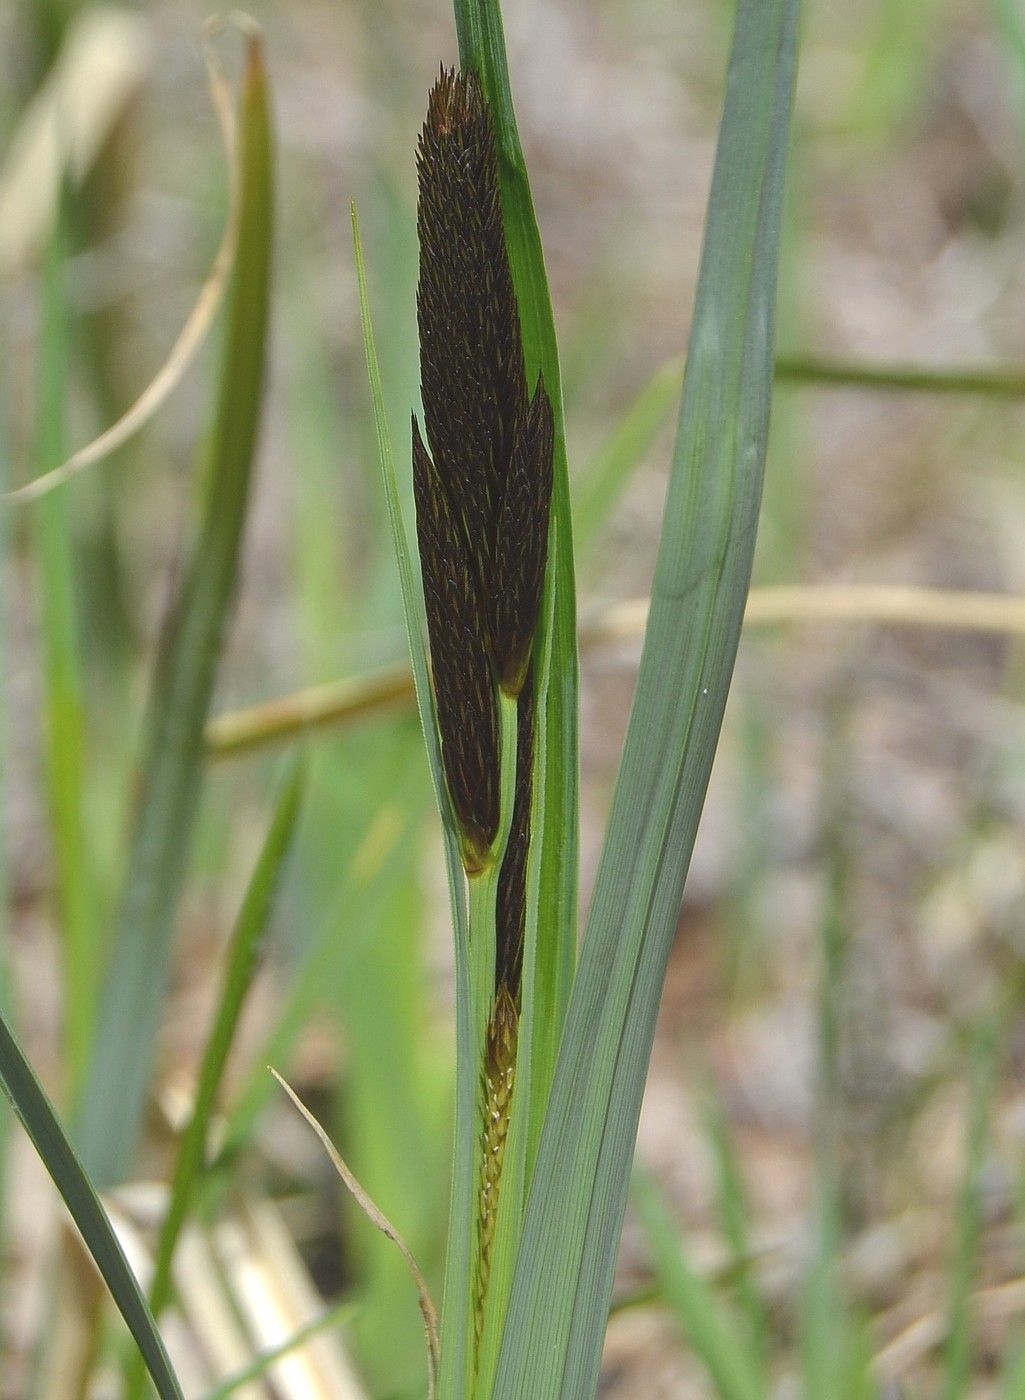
[124,758,306,1399]
[0,1010,182,1399]
[495,2,800,1394]
[74,36,274,1187]
[633,1170,763,1400]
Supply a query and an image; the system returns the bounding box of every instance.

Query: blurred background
[4,0,1025,1395]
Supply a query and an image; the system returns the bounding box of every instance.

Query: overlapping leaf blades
[484,0,801,1393]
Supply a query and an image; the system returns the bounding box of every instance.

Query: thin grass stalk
[942,1016,1001,1399]
[72,38,273,1187]
[123,759,304,1400]
[801,697,854,1398]
[633,1169,763,1400]
[0,382,14,1255]
[198,1299,357,1400]
[33,212,95,1088]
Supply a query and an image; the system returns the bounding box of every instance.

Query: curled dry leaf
[269,1068,440,1400]
[4,14,259,505]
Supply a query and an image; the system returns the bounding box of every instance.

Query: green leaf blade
[0,1011,183,1399]
[633,1171,763,1400]
[140,758,306,1334]
[495,1,800,1393]
[74,37,275,1188]
[33,215,96,1088]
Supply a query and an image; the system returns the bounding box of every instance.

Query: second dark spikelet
[490,379,554,696]
[495,674,535,997]
[413,417,499,869]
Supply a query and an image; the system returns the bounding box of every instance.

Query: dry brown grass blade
[216,1200,365,1399]
[873,1276,1025,1382]
[269,1069,440,1399]
[205,662,412,758]
[0,7,153,273]
[4,13,258,505]
[205,585,1025,758]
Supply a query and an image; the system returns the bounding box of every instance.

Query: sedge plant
[0,0,798,1394]
[355,0,801,1393]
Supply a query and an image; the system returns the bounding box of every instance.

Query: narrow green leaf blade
[0,1010,182,1399]
[33,213,96,1086]
[74,37,274,1187]
[496,3,800,1394]
[199,1299,356,1400]
[633,1171,763,1400]
[942,1017,1000,1400]
[573,356,682,551]
[138,759,306,1339]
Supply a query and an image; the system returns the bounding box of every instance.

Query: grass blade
[199,1299,357,1400]
[495,2,800,1393]
[942,1016,1000,1400]
[702,1090,769,1370]
[74,35,274,1187]
[32,212,96,1088]
[123,758,305,1399]
[212,763,427,1163]
[633,1170,763,1400]
[0,1010,182,1399]
[800,697,851,1400]
[573,357,682,551]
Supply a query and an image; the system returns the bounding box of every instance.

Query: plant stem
[463,691,519,1380]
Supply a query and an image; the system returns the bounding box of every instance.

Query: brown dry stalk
[203,585,1025,760]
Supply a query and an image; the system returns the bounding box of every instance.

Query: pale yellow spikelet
[474,982,519,1351]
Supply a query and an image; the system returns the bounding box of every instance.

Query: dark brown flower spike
[413,416,499,870]
[490,381,554,697]
[416,67,526,579]
[413,66,554,866]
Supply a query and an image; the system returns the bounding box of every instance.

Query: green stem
[466,696,520,1036]
[460,691,519,1389]
[776,352,1025,397]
